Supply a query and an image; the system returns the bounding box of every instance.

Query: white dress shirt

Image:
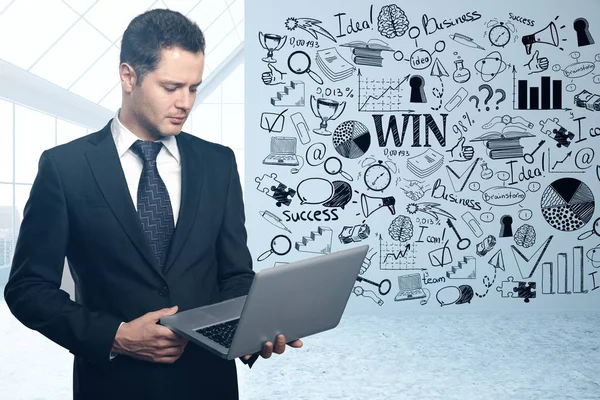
[109,109,182,360]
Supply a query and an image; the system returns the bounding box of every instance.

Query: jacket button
[158,286,169,296]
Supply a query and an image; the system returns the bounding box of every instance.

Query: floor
[1,301,599,399]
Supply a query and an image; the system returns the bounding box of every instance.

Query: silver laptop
[262,136,299,166]
[394,273,426,301]
[159,245,369,360]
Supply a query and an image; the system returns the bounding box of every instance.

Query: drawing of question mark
[478,84,493,111]
[469,95,480,112]
[494,89,506,110]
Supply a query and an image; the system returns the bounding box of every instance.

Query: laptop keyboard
[194,319,239,348]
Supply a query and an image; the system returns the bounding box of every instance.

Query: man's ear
[119,63,137,93]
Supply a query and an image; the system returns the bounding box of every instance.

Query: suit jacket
[4,120,255,400]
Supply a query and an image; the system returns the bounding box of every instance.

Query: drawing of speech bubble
[297,178,333,205]
[436,286,460,307]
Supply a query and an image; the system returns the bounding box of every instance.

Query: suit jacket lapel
[163,133,204,274]
[85,121,163,279]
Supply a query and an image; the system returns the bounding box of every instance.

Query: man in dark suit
[4,8,301,400]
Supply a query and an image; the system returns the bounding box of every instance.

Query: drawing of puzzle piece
[255,173,296,207]
[496,276,536,303]
[539,118,574,148]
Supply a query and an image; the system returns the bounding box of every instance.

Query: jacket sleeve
[215,148,255,301]
[4,150,122,365]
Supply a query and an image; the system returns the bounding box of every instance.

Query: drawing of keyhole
[409,75,427,103]
[499,215,513,238]
[574,18,595,47]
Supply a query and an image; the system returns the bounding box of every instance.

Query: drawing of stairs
[295,226,333,254]
[446,256,476,279]
[271,81,305,107]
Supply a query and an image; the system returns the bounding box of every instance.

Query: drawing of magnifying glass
[324,156,354,181]
[256,234,292,261]
[287,50,324,85]
[577,217,600,240]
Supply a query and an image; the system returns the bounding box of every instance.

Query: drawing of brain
[377,5,409,38]
[388,215,413,242]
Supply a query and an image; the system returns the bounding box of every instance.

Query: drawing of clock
[489,23,511,47]
[364,160,391,191]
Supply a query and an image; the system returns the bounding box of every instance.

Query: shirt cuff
[110,322,125,361]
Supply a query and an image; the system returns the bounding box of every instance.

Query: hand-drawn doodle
[388,215,414,242]
[445,157,480,192]
[514,224,536,247]
[488,249,505,271]
[406,202,455,220]
[541,178,595,231]
[428,240,453,267]
[474,115,535,159]
[539,118,575,147]
[577,217,600,240]
[315,48,355,82]
[284,17,337,43]
[262,63,287,85]
[378,236,419,270]
[436,285,473,306]
[324,156,354,181]
[409,75,427,103]
[306,142,326,166]
[259,210,292,233]
[447,136,475,162]
[310,95,346,136]
[296,178,351,208]
[446,218,471,250]
[524,50,549,75]
[475,51,509,82]
[574,147,595,169]
[431,57,449,78]
[496,277,536,303]
[449,33,485,50]
[518,209,533,221]
[363,160,392,191]
[447,256,476,279]
[353,286,384,306]
[482,186,526,206]
[499,215,514,237]
[270,81,305,107]
[574,89,600,111]
[552,52,600,93]
[400,179,429,201]
[573,18,595,47]
[290,112,311,144]
[480,212,495,223]
[322,181,353,208]
[586,245,600,268]
[445,87,469,111]
[357,72,412,112]
[295,226,333,254]
[288,51,324,84]
[394,274,428,304]
[356,275,391,296]
[360,193,396,217]
[480,161,493,179]
[262,136,300,166]
[332,120,371,158]
[260,109,287,133]
[475,266,498,299]
[521,20,565,55]
[339,223,370,243]
[255,173,297,207]
[514,70,564,110]
[340,38,393,67]
[404,41,446,71]
[360,248,378,274]
[377,4,410,39]
[452,58,471,84]
[592,271,600,291]
[407,149,444,178]
[475,234,496,256]
[523,140,545,163]
[256,234,292,261]
[511,235,553,278]
[462,211,483,237]
[487,21,516,48]
[259,32,287,63]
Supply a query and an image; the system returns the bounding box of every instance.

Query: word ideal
[431,179,482,211]
[282,209,339,222]
[421,11,482,35]
[509,13,535,27]
[505,159,545,185]
[373,114,448,147]
[334,5,374,39]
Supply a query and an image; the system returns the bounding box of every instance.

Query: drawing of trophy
[310,95,346,136]
[259,32,287,63]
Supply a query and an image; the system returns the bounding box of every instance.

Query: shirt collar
[111,108,181,164]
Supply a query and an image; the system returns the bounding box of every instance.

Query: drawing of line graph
[358,75,407,112]
[379,241,419,270]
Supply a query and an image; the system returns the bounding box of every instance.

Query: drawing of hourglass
[453,59,471,83]
[259,32,286,63]
[310,96,346,136]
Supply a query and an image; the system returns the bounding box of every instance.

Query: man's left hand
[242,334,303,362]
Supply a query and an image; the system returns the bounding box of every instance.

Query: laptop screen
[271,137,297,154]
[398,273,422,291]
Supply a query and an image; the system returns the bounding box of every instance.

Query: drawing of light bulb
[310,95,346,136]
[259,31,287,63]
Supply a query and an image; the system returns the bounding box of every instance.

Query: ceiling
[0,0,244,112]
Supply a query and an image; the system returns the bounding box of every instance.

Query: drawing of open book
[340,39,394,67]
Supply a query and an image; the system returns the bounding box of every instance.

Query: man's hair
[120,9,206,84]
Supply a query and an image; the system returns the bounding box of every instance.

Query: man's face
[123,46,204,140]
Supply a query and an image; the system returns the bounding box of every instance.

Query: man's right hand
[111,306,189,364]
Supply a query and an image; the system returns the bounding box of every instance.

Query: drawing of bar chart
[379,241,421,270]
[515,75,563,110]
[541,246,588,294]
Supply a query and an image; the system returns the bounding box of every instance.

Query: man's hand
[111,306,189,364]
[525,50,549,75]
[447,136,475,162]
[242,334,303,362]
[261,63,286,85]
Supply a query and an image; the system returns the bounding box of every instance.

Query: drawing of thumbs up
[525,50,549,74]
[447,136,474,162]
[261,63,286,85]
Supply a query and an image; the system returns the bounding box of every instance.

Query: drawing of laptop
[159,245,369,360]
[394,273,426,301]
[262,136,299,166]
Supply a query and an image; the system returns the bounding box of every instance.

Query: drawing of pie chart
[540,178,595,231]
[332,120,371,159]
